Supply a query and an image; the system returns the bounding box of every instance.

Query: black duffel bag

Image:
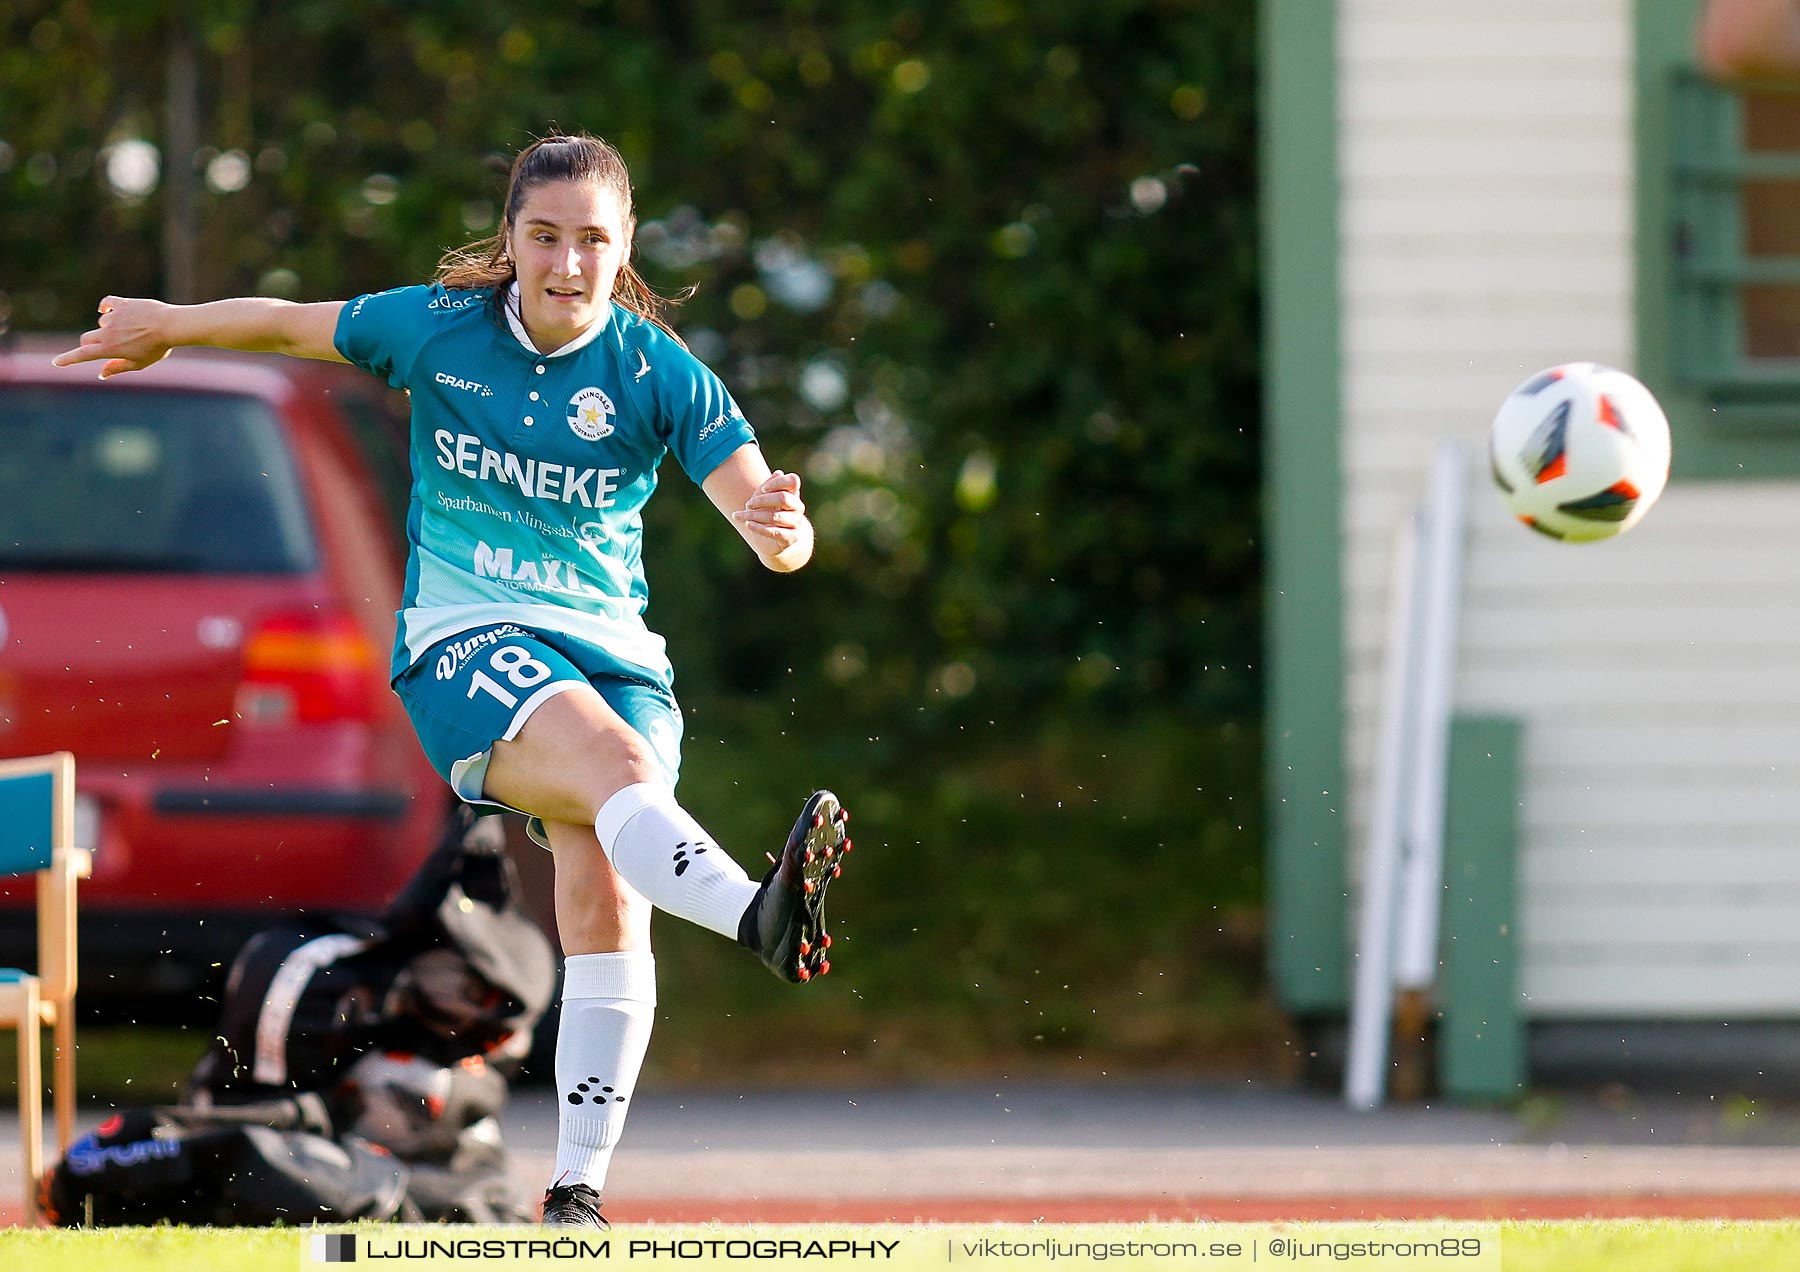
[189,803,556,1102]
[42,1101,409,1227]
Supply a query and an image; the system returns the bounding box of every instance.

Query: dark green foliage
[652,706,1275,1081]
[3,1,1267,1071]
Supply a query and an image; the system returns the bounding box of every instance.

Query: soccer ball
[1488,362,1672,542]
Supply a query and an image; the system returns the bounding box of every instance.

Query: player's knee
[556,724,655,808]
[607,733,663,790]
[593,786,682,895]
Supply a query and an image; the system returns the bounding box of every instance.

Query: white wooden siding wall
[1339,0,1800,1016]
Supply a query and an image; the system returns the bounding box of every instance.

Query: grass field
[7,1221,1800,1272]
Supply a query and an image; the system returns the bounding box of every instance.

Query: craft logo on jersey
[568,386,616,441]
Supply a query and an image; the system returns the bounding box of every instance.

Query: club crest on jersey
[567,387,616,441]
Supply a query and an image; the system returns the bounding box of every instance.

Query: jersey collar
[503,283,611,358]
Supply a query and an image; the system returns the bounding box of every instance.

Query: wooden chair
[0,753,90,1219]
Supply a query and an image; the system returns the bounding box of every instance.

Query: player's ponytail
[435,132,690,346]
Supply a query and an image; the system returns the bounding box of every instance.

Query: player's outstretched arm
[51,296,349,379]
[703,443,815,573]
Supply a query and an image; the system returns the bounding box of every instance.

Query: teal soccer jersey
[335,284,757,689]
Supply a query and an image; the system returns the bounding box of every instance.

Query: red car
[0,339,446,995]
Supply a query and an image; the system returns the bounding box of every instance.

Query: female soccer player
[54,132,852,1228]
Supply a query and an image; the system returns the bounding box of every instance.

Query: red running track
[609,1194,1800,1223]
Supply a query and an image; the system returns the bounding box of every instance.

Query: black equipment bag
[190,804,556,1102]
[50,805,553,1226]
[42,1103,409,1227]
[334,1048,532,1222]
[187,915,400,1098]
[43,1064,530,1226]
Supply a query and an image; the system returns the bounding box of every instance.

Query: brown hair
[436,133,687,344]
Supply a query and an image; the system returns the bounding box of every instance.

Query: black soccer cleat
[738,790,850,984]
[541,1181,608,1228]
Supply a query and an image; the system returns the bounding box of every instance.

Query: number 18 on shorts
[395,623,684,803]
[460,640,554,710]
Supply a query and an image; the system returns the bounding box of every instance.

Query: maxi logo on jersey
[433,431,624,506]
[568,386,616,441]
[473,543,617,600]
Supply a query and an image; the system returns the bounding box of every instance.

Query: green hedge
[5,2,1267,1074]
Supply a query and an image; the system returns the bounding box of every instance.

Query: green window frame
[1640,0,1800,475]
[1260,0,1347,1016]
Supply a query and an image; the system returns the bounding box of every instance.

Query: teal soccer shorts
[394,623,684,815]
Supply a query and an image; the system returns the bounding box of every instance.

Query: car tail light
[237,611,381,724]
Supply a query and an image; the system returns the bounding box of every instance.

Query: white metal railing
[1345,441,1468,1110]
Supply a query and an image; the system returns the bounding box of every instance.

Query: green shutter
[1261,0,1347,1013]
[1439,717,1526,1103]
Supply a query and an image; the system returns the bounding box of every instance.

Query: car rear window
[0,386,317,574]
[331,389,414,527]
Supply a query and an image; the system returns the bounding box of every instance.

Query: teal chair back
[0,770,56,877]
[0,750,84,1220]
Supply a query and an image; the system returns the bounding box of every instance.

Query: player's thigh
[394,625,640,822]
[485,685,662,823]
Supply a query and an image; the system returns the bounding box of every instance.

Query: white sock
[551,951,656,1192]
[595,783,761,940]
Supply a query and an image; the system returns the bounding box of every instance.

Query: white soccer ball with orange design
[1489,362,1672,543]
